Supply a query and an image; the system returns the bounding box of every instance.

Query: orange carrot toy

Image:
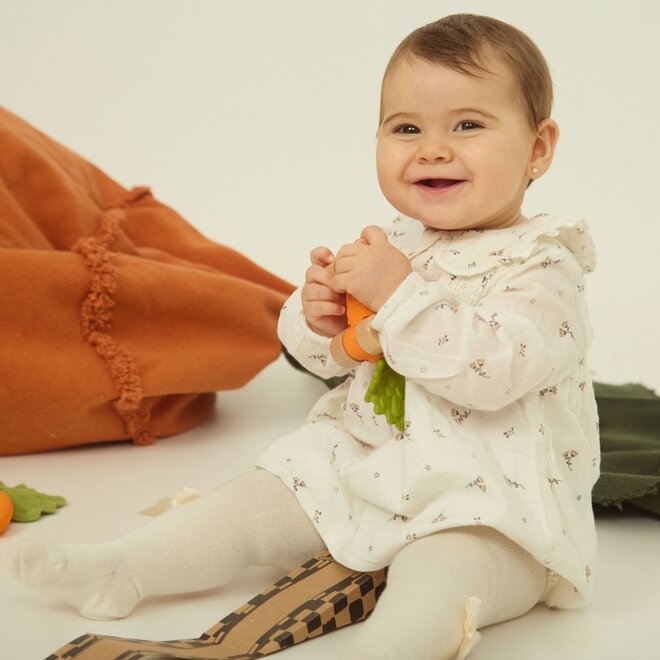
[326,260,406,431]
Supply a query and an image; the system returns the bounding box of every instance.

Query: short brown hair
[381,14,553,132]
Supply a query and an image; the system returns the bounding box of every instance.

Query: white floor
[1,356,659,660]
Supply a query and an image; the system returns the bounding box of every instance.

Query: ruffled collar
[385,213,597,275]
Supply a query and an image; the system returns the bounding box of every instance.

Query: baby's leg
[10,469,324,620]
[347,526,547,660]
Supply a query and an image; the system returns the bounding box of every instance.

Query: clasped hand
[301,225,412,338]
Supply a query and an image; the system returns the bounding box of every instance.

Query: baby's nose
[416,135,452,162]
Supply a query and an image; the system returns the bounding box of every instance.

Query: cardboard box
[48,551,388,659]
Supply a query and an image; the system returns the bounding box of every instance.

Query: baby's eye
[394,124,420,135]
[455,120,482,132]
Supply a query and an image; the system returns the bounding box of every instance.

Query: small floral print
[308,354,327,367]
[433,429,447,438]
[438,334,450,346]
[519,343,527,357]
[563,449,579,470]
[487,313,501,330]
[449,249,461,256]
[559,321,574,339]
[481,273,494,289]
[503,427,515,438]
[467,261,477,269]
[422,256,434,270]
[473,517,483,525]
[540,256,563,268]
[374,472,380,479]
[432,511,448,523]
[425,464,431,471]
[466,475,487,492]
[548,477,564,486]
[389,513,409,522]
[406,533,418,541]
[313,510,322,523]
[469,359,490,378]
[540,386,558,397]
[529,298,537,304]
[349,403,364,421]
[452,408,471,424]
[503,475,525,489]
[292,477,307,492]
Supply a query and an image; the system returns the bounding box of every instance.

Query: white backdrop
[2,0,659,390]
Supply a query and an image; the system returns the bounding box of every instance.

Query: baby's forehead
[384,53,520,106]
[387,49,516,90]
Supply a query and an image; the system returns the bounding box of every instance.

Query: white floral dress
[257,213,599,608]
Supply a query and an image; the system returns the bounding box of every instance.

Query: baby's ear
[528,118,560,179]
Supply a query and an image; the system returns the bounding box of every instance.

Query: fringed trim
[72,188,155,446]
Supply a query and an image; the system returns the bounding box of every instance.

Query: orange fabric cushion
[0,107,294,455]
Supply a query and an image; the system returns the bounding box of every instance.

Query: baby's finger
[302,283,343,304]
[305,300,346,319]
[305,264,343,292]
[335,242,362,260]
[360,225,388,245]
[309,246,335,267]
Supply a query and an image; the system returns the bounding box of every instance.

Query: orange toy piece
[0,491,14,534]
[325,255,384,367]
[338,295,383,364]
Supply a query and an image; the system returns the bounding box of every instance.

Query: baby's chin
[415,211,527,232]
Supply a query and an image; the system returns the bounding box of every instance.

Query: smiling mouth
[414,178,464,190]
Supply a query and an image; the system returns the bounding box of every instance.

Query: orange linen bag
[0,107,294,455]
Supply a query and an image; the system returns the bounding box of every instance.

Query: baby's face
[377,54,539,231]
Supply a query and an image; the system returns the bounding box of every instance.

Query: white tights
[11,469,547,659]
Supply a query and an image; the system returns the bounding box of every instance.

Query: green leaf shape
[0,482,66,522]
[364,358,406,431]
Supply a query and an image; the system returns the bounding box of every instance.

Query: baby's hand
[301,246,348,338]
[333,226,412,311]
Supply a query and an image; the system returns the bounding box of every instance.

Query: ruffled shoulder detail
[385,214,597,275]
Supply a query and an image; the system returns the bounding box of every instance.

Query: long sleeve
[371,243,591,411]
[277,288,349,380]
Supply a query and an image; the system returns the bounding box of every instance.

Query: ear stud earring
[531,167,539,176]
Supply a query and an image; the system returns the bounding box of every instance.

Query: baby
[11,14,598,660]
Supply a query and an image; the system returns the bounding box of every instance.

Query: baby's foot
[10,540,140,620]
